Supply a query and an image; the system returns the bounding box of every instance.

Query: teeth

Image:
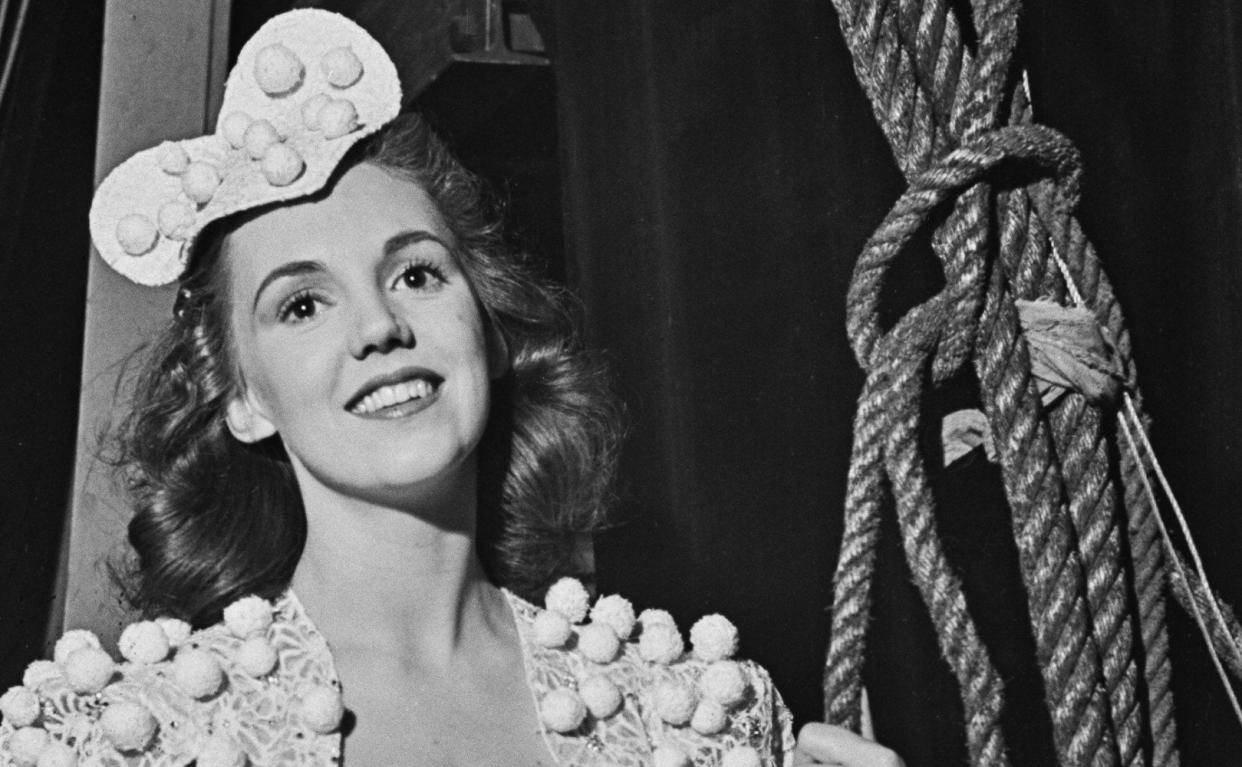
[351,378,435,414]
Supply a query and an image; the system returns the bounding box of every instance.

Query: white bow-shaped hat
[89,9,402,286]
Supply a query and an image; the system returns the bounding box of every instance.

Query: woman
[0,10,899,766]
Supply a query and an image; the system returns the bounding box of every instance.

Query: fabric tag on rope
[1016,299,1126,406]
[942,409,996,466]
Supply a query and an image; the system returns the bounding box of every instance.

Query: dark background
[2,2,1238,764]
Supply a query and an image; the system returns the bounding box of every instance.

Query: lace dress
[0,586,795,766]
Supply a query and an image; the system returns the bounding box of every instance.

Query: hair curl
[113,114,622,626]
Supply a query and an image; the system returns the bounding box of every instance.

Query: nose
[348,293,415,359]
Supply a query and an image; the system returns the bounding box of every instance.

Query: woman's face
[222,162,503,509]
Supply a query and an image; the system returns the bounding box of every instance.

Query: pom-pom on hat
[89,9,402,286]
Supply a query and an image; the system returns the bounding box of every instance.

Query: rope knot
[919,124,1083,211]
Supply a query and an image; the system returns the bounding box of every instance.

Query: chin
[348,445,479,504]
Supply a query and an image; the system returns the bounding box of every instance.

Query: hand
[792,722,905,767]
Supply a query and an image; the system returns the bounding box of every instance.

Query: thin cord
[1118,415,1242,726]
[1021,71,1086,305]
[0,0,30,113]
[1122,394,1242,669]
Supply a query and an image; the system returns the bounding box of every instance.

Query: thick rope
[822,0,1180,763]
[827,303,1011,764]
[879,304,1010,765]
[1023,158,1180,766]
[996,176,1146,766]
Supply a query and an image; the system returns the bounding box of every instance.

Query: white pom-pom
[577,623,621,664]
[690,614,739,662]
[254,43,304,96]
[320,47,363,88]
[171,648,223,699]
[157,141,189,175]
[223,596,274,638]
[638,608,676,629]
[53,630,101,664]
[155,618,192,648]
[1,686,41,727]
[119,621,171,665]
[63,648,115,695]
[539,688,586,733]
[157,201,195,241]
[652,745,692,767]
[35,741,77,767]
[242,120,282,161]
[721,745,763,767]
[638,622,684,665]
[22,662,61,690]
[181,162,221,205]
[691,699,728,735]
[196,735,246,767]
[318,99,358,139]
[235,636,279,677]
[300,686,344,734]
[700,660,748,708]
[8,727,49,766]
[590,594,636,640]
[545,578,591,623]
[220,111,252,149]
[578,675,622,719]
[531,611,573,649]
[99,701,157,752]
[261,144,304,186]
[117,213,159,254]
[300,94,331,130]
[654,680,697,726]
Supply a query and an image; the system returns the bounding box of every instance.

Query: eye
[277,290,325,323]
[392,260,447,293]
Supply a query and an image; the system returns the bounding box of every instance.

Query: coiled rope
[819,0,1239,763]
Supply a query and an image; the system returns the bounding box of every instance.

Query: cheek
[452,307,493,380]
[239,333,332,422]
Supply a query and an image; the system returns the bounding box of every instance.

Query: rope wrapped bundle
[820,0,1180,764]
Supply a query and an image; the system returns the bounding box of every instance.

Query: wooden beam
[55,0,231,649]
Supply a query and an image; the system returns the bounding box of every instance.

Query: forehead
[224,162,451,284]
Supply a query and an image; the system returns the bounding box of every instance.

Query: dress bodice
[0,583,794,766]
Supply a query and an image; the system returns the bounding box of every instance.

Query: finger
[796,722,904,767]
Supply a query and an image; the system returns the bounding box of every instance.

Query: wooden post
[55,0,231,649]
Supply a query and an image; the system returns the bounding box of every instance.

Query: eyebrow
[383,230,453,259]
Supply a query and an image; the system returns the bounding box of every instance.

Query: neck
[287,456,506,666]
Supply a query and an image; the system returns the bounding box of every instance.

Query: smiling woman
[109,112,624,767]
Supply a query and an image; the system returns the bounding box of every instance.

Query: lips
[346,367,444,418]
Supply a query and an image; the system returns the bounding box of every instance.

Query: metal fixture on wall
[297,0,547,104]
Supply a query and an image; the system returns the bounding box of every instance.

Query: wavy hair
[113,114,622,627]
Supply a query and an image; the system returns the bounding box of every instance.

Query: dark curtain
[1,1,1239,764]
[541,1,1242,765]
[0,1,101,687]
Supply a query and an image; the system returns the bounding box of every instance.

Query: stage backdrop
[1,2,1238,765]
